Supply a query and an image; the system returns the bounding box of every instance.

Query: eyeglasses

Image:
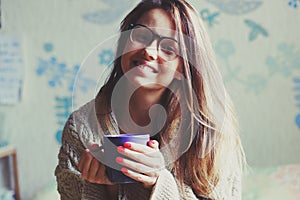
[128,24,179,61]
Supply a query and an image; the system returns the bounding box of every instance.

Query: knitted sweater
[55,97,241,200]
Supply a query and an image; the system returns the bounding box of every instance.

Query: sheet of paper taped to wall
[0,35,23,105]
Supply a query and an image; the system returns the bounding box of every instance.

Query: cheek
[159,67,178,83]
[163,60,182,81]
[163,61,181,74]
[121,44,132,73]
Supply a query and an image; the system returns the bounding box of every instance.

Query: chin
[127,77,162,90]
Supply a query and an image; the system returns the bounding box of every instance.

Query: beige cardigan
[55,98,241,200]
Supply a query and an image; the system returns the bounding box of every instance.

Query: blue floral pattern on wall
[82,0,135,24]
[216,40,300,95]
[36,43,98,144]
[294,77,300,129]
[203,0,299,131]
[288,0,300,8]
[266,43,300,77]
[206,0,263,15]
[99,49,114,66]
[244,19,268,41]
[215,39,267,94]
[55,96,72,144]
[200,8,220,27]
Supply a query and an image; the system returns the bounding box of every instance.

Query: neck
[117,83,166,133]
[130,87,164,125]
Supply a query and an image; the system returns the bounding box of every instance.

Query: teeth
[140,65,154,72]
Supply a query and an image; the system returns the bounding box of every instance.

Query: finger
[95,165,113,185]
[118,146,163,167]
[116,156,158,177]
[122,142,160,159]
[123,142,156,154]
[78,149,90,171]
[147,140,159,149]
[80,150,93,179]
[121,168,157,188]
[87,158,100,182]
[117,146,152,165]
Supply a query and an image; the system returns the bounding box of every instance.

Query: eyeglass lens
[130,25,179,61]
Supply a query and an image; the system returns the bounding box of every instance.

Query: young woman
[55,0,245,199]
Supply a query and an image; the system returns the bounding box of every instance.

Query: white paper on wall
[0,35,23,105]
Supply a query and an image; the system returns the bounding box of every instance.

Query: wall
[0,0,299,199]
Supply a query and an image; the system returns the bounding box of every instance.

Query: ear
[175,65,183,81]
[175,73,182,81]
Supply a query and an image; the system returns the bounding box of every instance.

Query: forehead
[136,8,177,38]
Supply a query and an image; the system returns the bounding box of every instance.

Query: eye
[135,34,150,43]
[160,39,178,55]
[131,27,152,45]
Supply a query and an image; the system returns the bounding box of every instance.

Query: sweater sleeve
[149,169,204,200]
[54,115,109,200]
[149,169,180,199]
[149,168,242,200]
[208,169,242,200]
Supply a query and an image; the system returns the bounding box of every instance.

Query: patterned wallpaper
[34,0,300,145]
[0,0,299,199]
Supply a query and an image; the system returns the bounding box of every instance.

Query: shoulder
[63,99,103,148]
[64,100,95,131]
[209,162,242,200]
[72,99,97,122]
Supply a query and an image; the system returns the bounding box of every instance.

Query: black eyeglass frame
[128,23,180,60]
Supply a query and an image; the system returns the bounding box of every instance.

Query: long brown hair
[99,0,245,198]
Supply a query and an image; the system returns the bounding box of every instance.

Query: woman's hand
[77,145,113,185]
[116,140,165,189]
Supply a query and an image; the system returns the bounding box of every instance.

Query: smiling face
[120,8,182,90]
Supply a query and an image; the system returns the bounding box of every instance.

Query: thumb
[148,140,159,149]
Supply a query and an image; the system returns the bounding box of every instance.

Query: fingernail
[150,140,155,144]
[121,168,128,173]
[148,140,155,146]
[116,157,123,163]
[117,146,125,153]
[123,142,131,148]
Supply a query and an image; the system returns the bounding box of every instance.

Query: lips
[133,60,159,73]
[138,65,156,73]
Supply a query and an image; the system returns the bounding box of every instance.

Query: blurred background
[0,0,299,199]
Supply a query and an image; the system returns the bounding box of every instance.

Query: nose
[144,40,158,60]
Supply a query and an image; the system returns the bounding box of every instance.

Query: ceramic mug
[103,134,150,183]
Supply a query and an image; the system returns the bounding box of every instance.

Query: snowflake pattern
[37,43,98,144]
[206,0,263,15]
[99,49,114,66]
[288,0,300,9]
[36,57,97,93]
[36,57,68,88]
[266,43,300,77]
[215,39,267,94]
[55,96,72,144]
[216,40,300,94]
[294,77,300,129]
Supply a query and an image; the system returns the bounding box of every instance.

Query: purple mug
[103,134,150,183]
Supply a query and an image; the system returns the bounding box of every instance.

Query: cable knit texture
[55,99,241,199]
